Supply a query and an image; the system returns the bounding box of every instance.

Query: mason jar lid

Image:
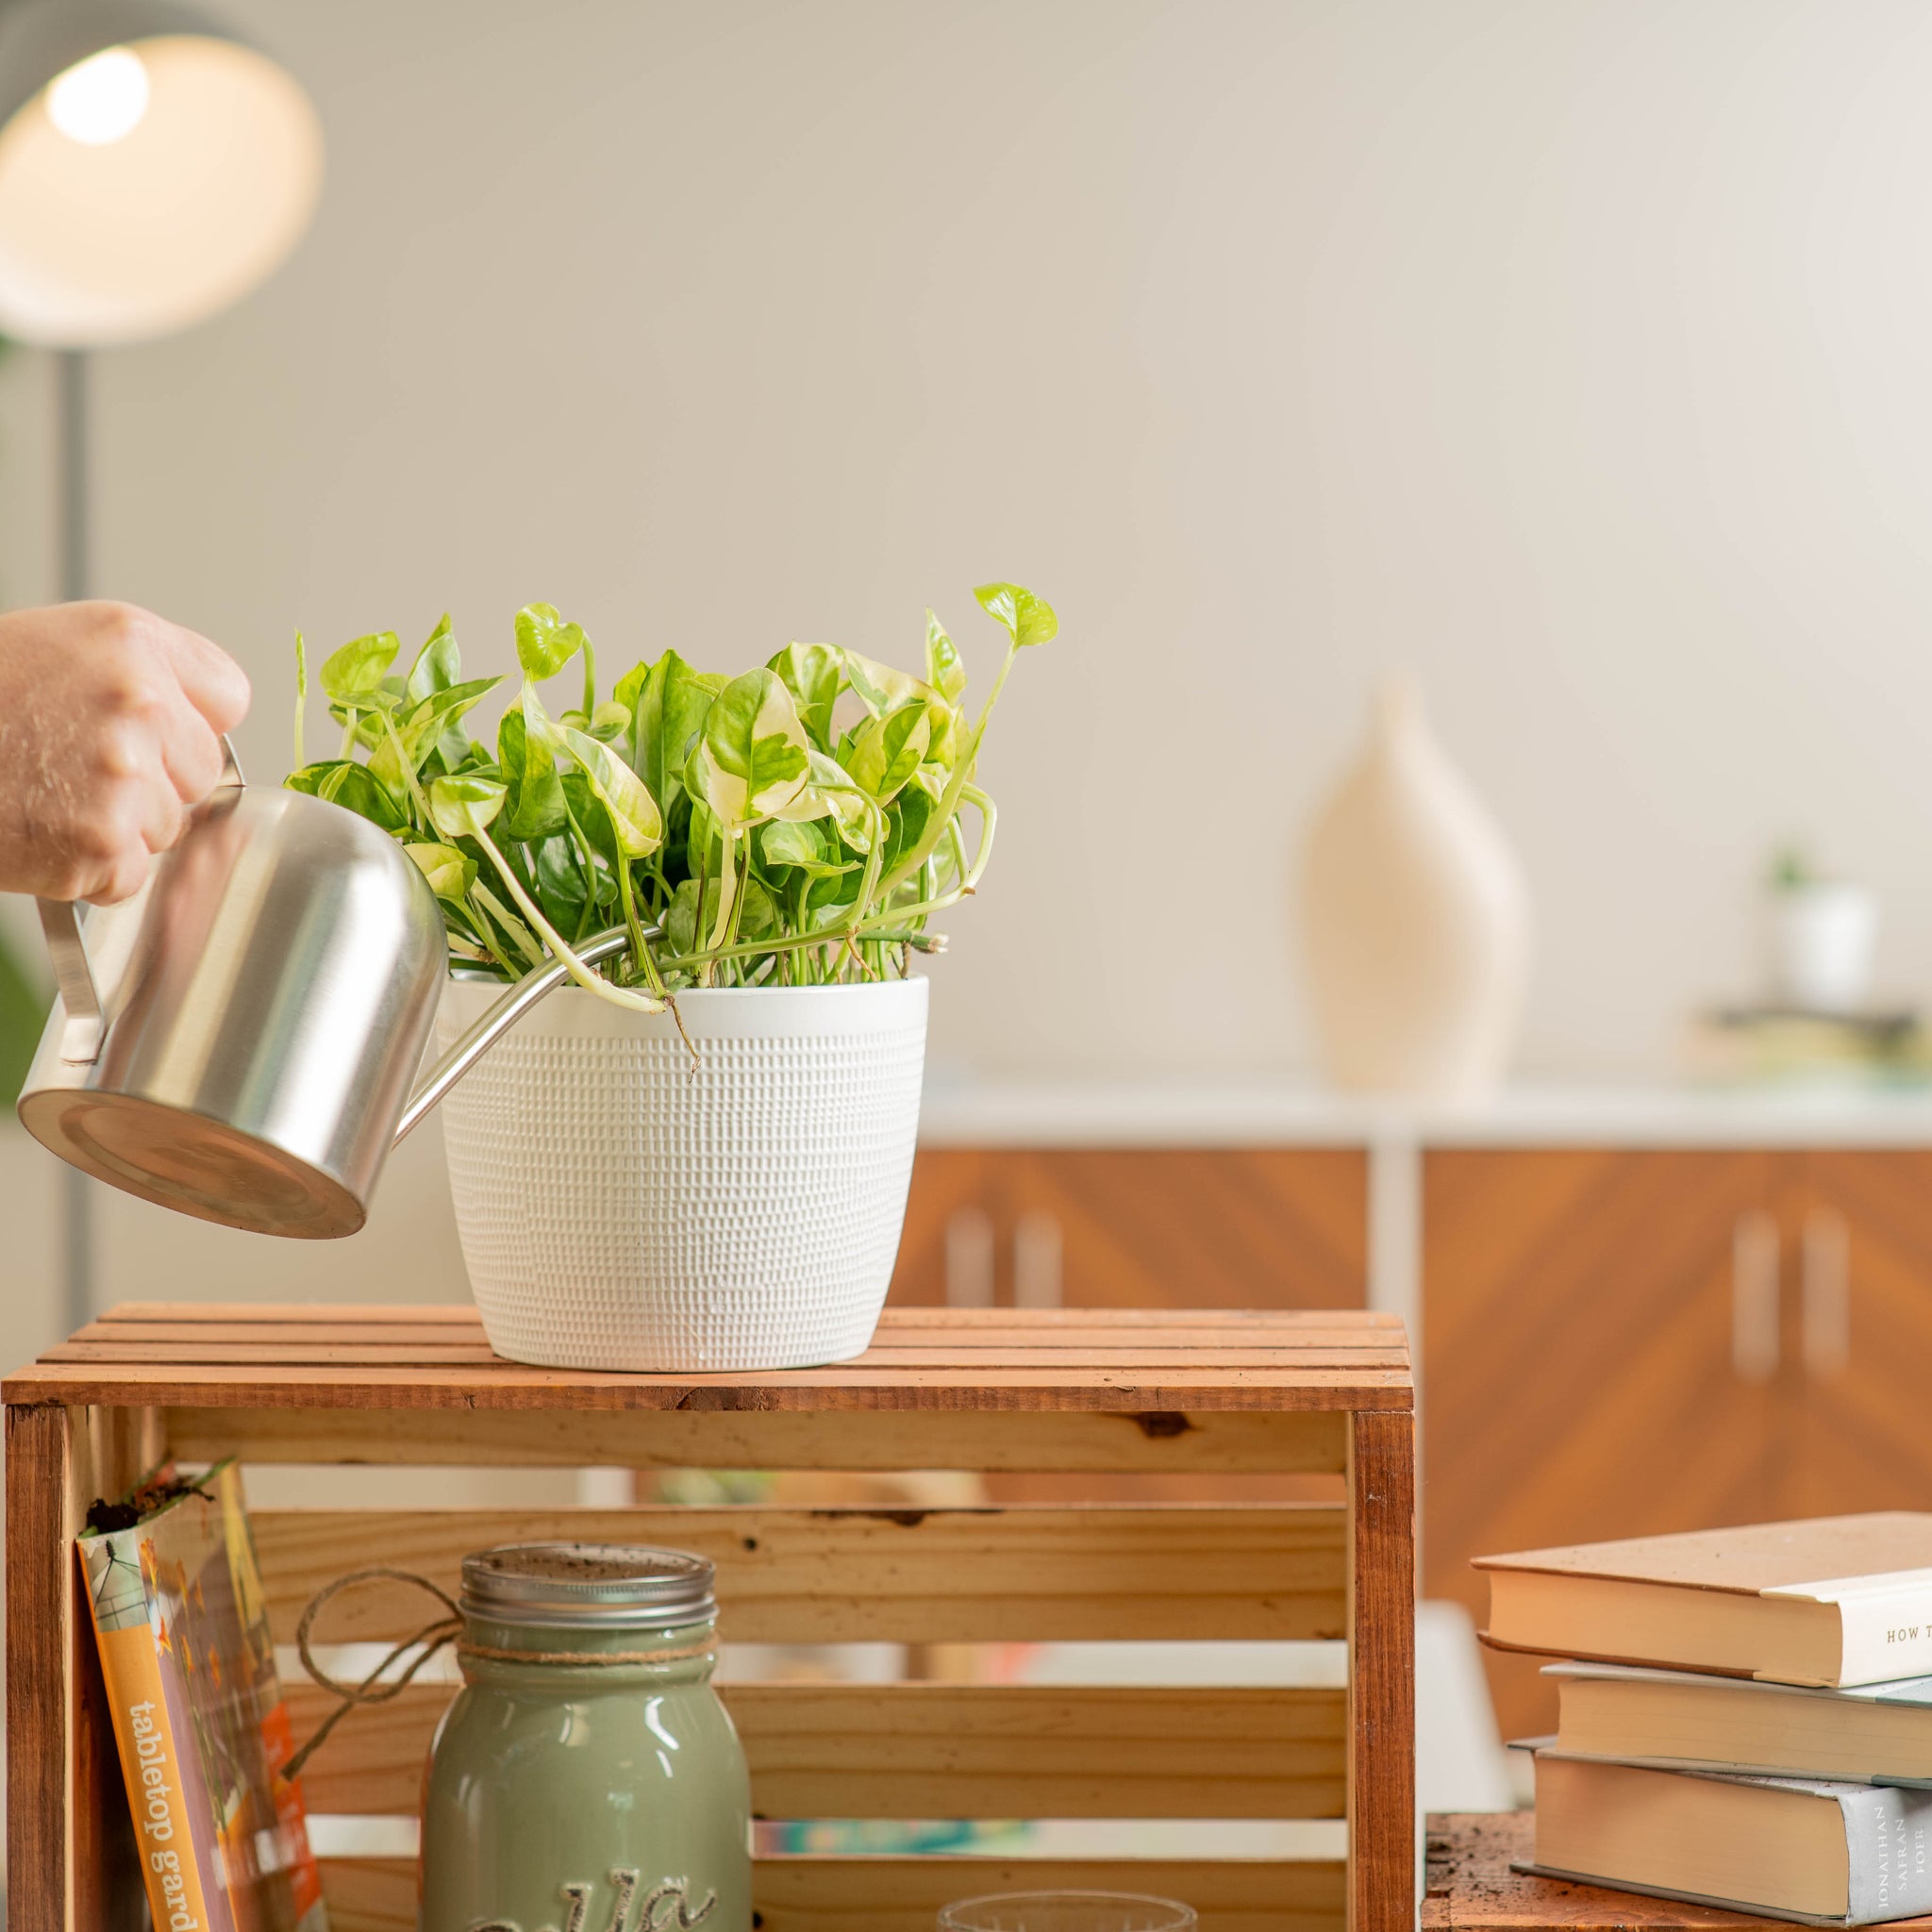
[459,1543,717,1630]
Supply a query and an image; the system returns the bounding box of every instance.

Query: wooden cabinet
[890,1147,1369,1310]
[1424,1147,1932,1741]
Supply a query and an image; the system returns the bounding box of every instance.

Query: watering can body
[16,761,450,1238]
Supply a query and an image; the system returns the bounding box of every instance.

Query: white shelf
[916,1077,1932,1149]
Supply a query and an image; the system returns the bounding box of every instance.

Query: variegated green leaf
[320,631,399,703]
[406,841,476,903]
[427,773,507,841]
[842,648,933,718]
[924,609,967,702]
[973,581,1058,647]
[843,702,930,803]
[768,641,843,750]
[686,669,810,829]
[514,603,588,682]
[558,723,663,859]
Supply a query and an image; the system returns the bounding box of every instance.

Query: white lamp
[0,0,323,346]
[0,0,324,1326]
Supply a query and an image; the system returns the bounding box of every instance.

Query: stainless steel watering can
[16,742,632,1238]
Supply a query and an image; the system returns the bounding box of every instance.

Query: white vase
[435,974,927,1372]
[1766,882,1877,1013]
[1299,680,1530,1100]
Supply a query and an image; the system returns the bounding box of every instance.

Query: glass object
[420,1542,751,1932]
[939,1893,1198,1932]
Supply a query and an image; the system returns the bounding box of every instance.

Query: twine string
[282,1565,716,1785]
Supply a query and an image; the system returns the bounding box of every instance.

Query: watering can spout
[392,927,638,1146]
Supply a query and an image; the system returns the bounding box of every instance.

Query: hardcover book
[1476,1514,1932,1686]
[1545,1659,1932,1786]
[78,1460,328,1932]
[1525,1749,1932,1925]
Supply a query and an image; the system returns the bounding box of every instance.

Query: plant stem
[474,822,665,1012]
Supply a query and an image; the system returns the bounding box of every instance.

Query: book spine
[1837,1594,1932,1685]
[1840,1786,1932,1924]
[82,1552,220,1932]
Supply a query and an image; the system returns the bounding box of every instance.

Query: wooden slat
[287,1680,1347,1820]
[7,1361,1414,1409]
[49,1340,1408,1371]
[253,1504,1347,1645]
[1347,1409,1416,1932]
[103,1302,1404,1331]
[319,1855,1348,1932]
[170,1404,1350,1474]
[12,1306,1411,1414]
[8,1402,164,1932]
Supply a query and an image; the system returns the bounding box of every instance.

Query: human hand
[0,602,251,904]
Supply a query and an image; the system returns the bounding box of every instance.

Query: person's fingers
[152,680,228,804]
[85,845,152,906]
[133,765,187,856]
[148,618,251,734]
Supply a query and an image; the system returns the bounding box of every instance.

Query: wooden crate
[4,1305,1414,1932]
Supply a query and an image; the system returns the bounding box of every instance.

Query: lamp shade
[0,0,322,347]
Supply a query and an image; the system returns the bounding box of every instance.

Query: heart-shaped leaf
[686,669,810,830]
[769,641,843,751]
[499,687,566,841]
[842,702,930,803]
[428,773,508,841]
[405,841,476,904]
[321,631,400,704]
[974,581,1058,647]
[513,603,588,683]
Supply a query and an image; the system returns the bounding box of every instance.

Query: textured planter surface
[436,974,927,1371]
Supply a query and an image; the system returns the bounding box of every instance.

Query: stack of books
[1476,1514,1932,1925]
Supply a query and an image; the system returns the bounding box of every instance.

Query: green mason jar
[420,1543,751,1932]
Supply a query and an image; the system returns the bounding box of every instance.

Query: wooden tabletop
[2,1303,1412,1413]
[1424,1811,1932,1932]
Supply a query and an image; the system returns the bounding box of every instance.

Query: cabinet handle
[944,1207,995,1308]
[1731,1208,1780,1383]
[1802,1207,1851,1381]
[1014,1211,1063,1310]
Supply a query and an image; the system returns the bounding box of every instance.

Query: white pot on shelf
[434,974,927,1373]
[1766,883,1878,1014]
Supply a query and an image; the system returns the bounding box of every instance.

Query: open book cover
[79,1460,328,1932]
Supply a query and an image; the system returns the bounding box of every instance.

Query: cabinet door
[1784,1152,1932,1516]
[1424,1149,1788,1741]
[890,1147,1368,1310]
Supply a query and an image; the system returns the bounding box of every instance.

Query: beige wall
[5,0,1932,1305]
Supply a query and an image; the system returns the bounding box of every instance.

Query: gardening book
[1475,1513,1932,1687]
[1545,1660,1932,1786]
[78,1460,328,1932]
[1523,1749,1932,1925]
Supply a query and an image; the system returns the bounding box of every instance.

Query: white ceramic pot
[434,974,927,1372]
[1767,883,1878,1014]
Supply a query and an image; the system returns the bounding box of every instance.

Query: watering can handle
[392,926,654,1147]
[35,736,247,1066]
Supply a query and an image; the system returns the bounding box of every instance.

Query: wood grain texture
[166,1403,1352,1474]
[318,1854,1349,1932]
[254,1503,1349,1644]
[891,1148,1369,1311]
[7,1403,164,1932]
[7,1306,1413,1413]
[1348,1410,1416,1932]
[8,1305,1411,1932]
[1423,1150,1783,1740]
[1422,1811,1866,1932]
[287,1680,1348,1820]
[1783,1152,1932,1518]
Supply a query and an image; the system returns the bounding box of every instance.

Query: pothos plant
[285,584,1056,1013]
